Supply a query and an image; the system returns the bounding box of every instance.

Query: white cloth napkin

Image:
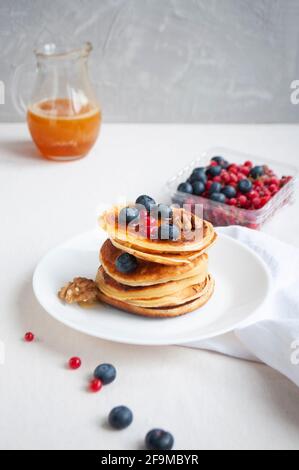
[185,226,299,387]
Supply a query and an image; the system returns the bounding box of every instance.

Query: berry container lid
[166,147,298,229]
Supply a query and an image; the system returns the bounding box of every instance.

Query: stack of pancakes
[96,206,217,318]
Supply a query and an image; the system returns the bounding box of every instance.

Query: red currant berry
[238,173,246,181]
[206,181,213,190]
[210,161,218,167]
[89,379,103,393]
[228,198,237,206]
[229,173,238,184]
[237,195,248,208]
[213,176,222,183]
[248,190,259,200]
[244,161,253,169]
[240,166,250,176]
[261,196,271,206]
[229,165,238,175]
[140,215,157,239]
[252,197,262,209]
[69,357,81,370]
[139,209,148,220]
[269,184,278,193]
[24,332,34,342]
[221,171,230,184]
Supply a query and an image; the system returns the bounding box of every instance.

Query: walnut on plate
[58,277,98,305]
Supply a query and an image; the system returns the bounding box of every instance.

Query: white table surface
[1,123,299,450]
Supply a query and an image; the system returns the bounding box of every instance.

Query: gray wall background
[1,0,299,123]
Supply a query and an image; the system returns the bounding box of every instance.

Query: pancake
[110,233,217,266]
[96,266,208,302]
[100,239,209,286]
[97,276,215,318]
[99,206,216,254]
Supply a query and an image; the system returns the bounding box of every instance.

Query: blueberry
[212,156,228,168]
[189,168,207,184]
[158,224,180,241]
[238,179,253,194]
[209,182,222,194]
[94,363,116,385]
[145,429,174,450]
[135,195,156,212]
[116,253,138,274]
[177,182,193,194]
[210,192,226,203]
[108,406,133,430]
[221,185,237,199]
[151,204,173,220]
[212,156,223,164]
[206,165,222,177]
[192,181,205,195]
[118,207,139,225]
[250,166,264,179]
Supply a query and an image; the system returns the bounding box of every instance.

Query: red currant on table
[69,357,82,370]
[24,332,35,342]
[89,378,103,393]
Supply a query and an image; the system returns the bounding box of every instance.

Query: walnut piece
[172,208,192,231]
[58,277,98,305]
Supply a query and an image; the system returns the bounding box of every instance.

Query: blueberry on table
[206,165,222,177]
[116,253,138,274]
[177,182,193,194]
[135,195,156,212]
[108,406,133,430]
[158,224,180,241]
[192,181,205,195]
[221,185,237,199]
[250,166,264,179]
[208,182,222,194]
[238,179,253,194]
[145,429,174,450]
[118,207,140,225]
[94,364,116,385]
[210,192,226,203]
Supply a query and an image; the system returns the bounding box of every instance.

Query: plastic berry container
[167,147,298,229]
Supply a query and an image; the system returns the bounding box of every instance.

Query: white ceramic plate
[33,230,271,346]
